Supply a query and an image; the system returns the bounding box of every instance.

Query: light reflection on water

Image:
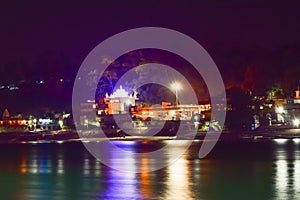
[166,159,192,199]
[273,140,300,200]
[0,140,300,199]
[275,159,288,200]
[294,160,300,195]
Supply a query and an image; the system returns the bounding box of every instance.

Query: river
[0,138,299,199]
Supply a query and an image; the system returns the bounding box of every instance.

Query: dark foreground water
[0,138,300,200]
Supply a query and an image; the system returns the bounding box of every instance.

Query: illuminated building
[132,103,211,121]
[102,85,137,115]
[79,100,98,126]
[96,86,212,123]
[79,86,137,127]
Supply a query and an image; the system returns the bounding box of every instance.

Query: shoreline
[1,126,300,144]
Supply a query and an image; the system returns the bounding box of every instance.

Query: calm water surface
[0,139,299,200]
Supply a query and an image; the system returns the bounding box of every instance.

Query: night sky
[1,0,300,115]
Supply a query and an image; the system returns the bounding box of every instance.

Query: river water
[0,138,299,199]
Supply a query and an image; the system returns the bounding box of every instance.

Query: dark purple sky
[1,1,299,68]
[1,0,300,114]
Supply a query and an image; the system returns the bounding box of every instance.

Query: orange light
[20,160,27,174]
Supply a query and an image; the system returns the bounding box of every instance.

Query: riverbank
[0,130,79,143]
[1,126,300,144]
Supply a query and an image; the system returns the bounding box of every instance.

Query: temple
[102,85,137,115]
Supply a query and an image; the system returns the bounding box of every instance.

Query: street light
[171,82,181,107]
[293,118,300,127]
[276,106,284,114]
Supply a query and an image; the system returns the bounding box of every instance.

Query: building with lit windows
[132,103,210,121]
